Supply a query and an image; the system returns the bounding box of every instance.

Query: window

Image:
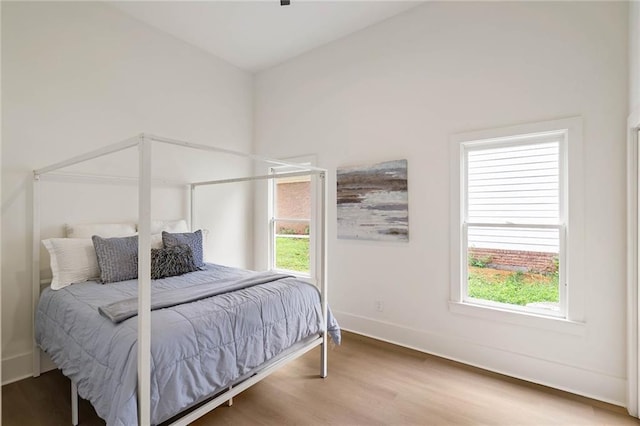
[268,157,315,277]
[451,118,584,324]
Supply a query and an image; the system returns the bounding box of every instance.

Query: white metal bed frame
[31,133,329,426]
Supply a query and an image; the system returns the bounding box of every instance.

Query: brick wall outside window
[276,181,310,234]
[468,247,557,274]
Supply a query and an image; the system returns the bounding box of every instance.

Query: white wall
[255,1,629,404]
[1,2,253,384]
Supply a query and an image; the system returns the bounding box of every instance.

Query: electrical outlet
[375,300,384,312]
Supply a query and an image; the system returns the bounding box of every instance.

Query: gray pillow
[162,230,204,267]
[149,244,198,279]
[92,235,138,283]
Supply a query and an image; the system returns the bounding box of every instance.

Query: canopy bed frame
[31,133,329,425]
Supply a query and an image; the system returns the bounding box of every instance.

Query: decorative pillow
[66,222,136,238]
[149,219,189,235]
[148,244,198,279]
[42,238,100,290]
[92,235,139,283]
[162,230,204,267]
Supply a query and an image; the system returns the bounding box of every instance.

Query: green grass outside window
[467,266,558,306]
[275,237,309,273]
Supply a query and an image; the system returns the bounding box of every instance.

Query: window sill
[271,268,313,281]
[448,301,585,336]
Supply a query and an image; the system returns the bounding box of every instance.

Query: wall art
[337,159,408,241]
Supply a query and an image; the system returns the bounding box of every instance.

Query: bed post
[32,174,41,377]
[138,135,152,425]
[71,381,79,426]
[319,171,328,378]
[188,184,195,231]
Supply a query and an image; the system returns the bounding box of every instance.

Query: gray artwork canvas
[337,159,408,241]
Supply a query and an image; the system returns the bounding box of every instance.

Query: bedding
[41,238,100,290]
[148,219,190,249]
[148,245,199,280]
[150,219,189,234]
[99,271,294,323]
[92,235,139,283]
[150,233,163,249]
[35,263,340,426]
[65,220,187,238]
[162,230,204,267]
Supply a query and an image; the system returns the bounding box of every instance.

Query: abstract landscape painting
[337,159,408,241]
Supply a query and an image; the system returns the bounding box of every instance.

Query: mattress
[35,263,339,425]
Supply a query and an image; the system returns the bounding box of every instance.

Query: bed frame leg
[226,385,233,407]
[320,332,328,378]
[71,381,79,426]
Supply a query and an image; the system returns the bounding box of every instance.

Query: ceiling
[111,1,424,72]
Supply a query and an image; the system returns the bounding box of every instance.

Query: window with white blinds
[466,139,561,254]
[461,131,566,317]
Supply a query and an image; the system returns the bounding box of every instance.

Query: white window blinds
[466,138,561,253]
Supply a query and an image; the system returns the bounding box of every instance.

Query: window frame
[463,134,567,317]
[450,117,585,331]
[268,155,316,279]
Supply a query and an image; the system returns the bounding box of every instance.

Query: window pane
[276,176,310,219]
[274,220,309,273]
[467,226,559,312]
[467,142,560,225]
[272,172,311,274]
[275,220,309,236]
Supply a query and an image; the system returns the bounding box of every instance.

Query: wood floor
[3,331,638,425]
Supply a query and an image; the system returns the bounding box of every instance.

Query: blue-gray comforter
[35,264,340,425]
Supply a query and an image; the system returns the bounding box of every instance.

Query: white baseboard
[335,310,626,407]
[2,350,57,386]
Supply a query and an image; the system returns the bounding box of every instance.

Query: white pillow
[117,233,164,249]
[149,219,189,234]
[150,233,163,249]
[42,238,100,290]
[66,222,136,238]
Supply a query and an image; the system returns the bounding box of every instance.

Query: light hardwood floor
[3,331,638,425]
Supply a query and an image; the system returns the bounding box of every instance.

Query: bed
[36,263,339,425]
[32,134,334,425]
